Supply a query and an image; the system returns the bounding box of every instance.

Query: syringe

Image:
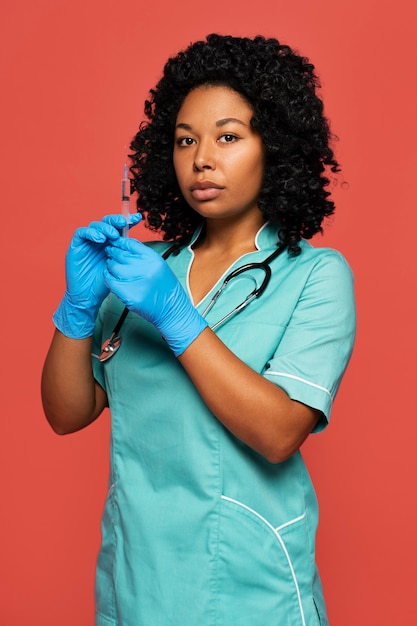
[121,163,130,236]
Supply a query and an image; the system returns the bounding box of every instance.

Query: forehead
[176,85,254,122]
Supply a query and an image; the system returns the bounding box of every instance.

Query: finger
[80,220,122,242]
[71,225,108,245]
[103,267,118,288]
[105,244,131,264]
[108,236,155,259]
[102,214,128,229]
[105,244,153,281]
[103,264,133,287]
[102,212,142,230]
[104,260,121,281]
[128,212,143,229]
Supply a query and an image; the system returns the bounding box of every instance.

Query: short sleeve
[263,250,356,432]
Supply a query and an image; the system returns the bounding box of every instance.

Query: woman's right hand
[53,213,142,339]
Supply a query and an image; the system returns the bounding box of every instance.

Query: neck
[196,213,266,255]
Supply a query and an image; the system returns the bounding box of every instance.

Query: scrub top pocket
[217,495,321,626]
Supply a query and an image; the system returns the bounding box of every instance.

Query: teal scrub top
[92,221,356,626]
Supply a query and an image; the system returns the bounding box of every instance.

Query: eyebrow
[175,118,247,131]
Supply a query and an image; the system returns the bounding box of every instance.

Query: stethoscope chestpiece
[96,335,123,362]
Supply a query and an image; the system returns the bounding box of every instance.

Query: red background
[1,1,415,624]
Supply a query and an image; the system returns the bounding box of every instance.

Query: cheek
[242,154,264,190]
[253,151,265,188]
[174,170,195,206]
[232,143,264,183]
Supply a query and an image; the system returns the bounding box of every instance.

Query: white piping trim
[266,371,333,400]
[185,221,273,308]
[253,220,270,250]
[187,241,251,309]
[275,512,306,532]
[221,495,306,626]
[185,245,196,305]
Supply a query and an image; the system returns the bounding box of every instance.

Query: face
[173,85,265,223]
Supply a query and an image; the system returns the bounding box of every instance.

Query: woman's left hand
[104,238,207,357]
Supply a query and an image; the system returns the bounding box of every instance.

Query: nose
[193,139,215,172]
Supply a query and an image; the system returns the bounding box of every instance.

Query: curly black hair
[129,34,340,255]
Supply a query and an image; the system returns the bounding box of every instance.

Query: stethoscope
[95,242,286,362]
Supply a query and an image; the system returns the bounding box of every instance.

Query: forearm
[101,236,319,459]
[179,328,320,463]
[41,329,107,435]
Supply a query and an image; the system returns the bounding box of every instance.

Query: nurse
[42,34,356,625]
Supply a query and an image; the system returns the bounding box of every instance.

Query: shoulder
[281,241,356,314]
[295,240,354,282]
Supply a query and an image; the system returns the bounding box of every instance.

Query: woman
[42,34,356,626]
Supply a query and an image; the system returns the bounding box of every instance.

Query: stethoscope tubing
[94,242,285,361]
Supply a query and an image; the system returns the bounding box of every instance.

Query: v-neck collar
[185,221,282,307]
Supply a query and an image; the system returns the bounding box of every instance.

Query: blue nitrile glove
[104,237,208,357]
[53,213,142,338]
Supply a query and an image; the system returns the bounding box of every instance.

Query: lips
[190,180,224,201]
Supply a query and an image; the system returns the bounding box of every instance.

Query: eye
[218,133,238,143]
[176,136,195,147]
